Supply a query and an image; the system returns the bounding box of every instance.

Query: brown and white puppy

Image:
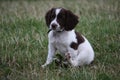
[42,8,94,68]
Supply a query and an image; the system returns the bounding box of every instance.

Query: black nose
[51,23,57,29]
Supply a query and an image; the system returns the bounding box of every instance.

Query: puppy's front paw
[41,64,47,68]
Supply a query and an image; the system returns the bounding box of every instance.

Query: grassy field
[0,0,120,80]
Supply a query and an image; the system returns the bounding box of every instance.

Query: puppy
[42,8,94,68]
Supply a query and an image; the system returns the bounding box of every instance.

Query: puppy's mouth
[52,28,64,32]
[47,29,52,33]
[48,26,64,32]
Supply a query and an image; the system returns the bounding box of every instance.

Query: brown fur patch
[70,31,85,50]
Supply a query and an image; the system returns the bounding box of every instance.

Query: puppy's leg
[70,51,93,67]
[65,53,71,60]
[65,53,78,67]
[42,43,56,68]
[65,51,79,67]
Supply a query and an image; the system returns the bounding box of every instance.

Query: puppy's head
[45,8,79,31]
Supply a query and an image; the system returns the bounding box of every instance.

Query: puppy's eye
[51,14,55,19]
[58,14,65,19]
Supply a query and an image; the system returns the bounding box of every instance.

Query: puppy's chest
[51,35,70,53]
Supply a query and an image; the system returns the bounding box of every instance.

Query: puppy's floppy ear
[45,8,55,27]
[65,10,79,31]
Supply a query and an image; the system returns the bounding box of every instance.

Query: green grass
[0,0,120,80]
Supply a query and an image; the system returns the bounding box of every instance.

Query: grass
[0,0,120,80]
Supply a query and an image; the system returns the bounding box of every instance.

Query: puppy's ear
[65,10,79,31]
[45,8,55,27]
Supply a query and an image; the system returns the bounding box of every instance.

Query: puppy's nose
[51,23,57,29]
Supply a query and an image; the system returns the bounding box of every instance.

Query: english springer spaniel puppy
[42,8,94,68]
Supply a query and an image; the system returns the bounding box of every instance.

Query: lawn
[0,0,120,80]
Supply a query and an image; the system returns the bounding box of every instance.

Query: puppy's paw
[41,64,47,68]
[65,53,71,60]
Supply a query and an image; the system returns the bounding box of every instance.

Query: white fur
[42,9,94,68]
